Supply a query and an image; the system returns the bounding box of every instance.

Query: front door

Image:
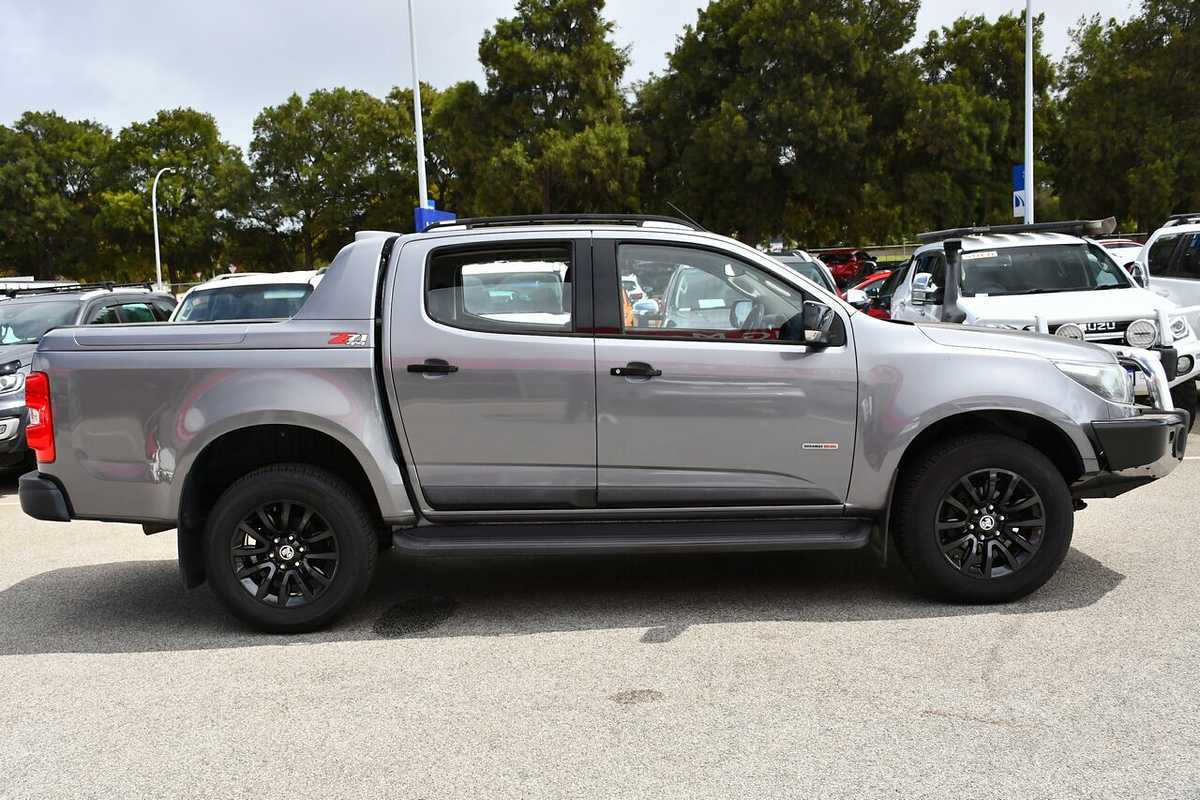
[593,238,857,509]
[388,235,597,511]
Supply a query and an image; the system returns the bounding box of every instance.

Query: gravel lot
[2,440,1199,800]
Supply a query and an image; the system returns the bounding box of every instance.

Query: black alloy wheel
[935,469,1045,580]
[230,501,340,608]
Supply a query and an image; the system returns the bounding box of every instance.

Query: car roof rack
[917,217,1117,243]
[0,281,153,299]
[1164,212,1200,226]
[423,213,704,232]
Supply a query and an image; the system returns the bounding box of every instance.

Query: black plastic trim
[421,485,596,511]
[423,213,703,232]
[394,517,871,556]
[1091,412,1187,471]
[18,471,72,522]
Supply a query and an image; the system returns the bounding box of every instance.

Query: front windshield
[176,284,313,322]
[776,258,833,292]
[0,300,79,344]
[960,244,1132,297]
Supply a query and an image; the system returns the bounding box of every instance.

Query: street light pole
[408,0,429,210]
[151,166,175,293]
[1024,0,1035,224]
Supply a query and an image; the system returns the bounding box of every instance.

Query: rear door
[1149,231,1200,331]
[386,233,597,512]
[592,235,857,509]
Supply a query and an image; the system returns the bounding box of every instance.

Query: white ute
[890,219,1200,419]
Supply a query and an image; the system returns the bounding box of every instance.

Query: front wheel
[893,434,1074,603]
[203,464,378,633]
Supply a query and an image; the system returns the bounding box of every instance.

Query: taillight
[25,371,55,463]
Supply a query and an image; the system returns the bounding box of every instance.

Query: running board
[391,518,871,556]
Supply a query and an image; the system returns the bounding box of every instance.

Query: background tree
[914,11,1056,228]
[249,88,413,268]
[1056,0,1200,230]
[633,0,921,246]
[435,0,641,216]
[0,112,113,279]
[96,108,250,284]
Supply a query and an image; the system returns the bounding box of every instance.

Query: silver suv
[18,215,1188,632]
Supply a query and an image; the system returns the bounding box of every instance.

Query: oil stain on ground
[609,688,664,705]
[373,595,459,637]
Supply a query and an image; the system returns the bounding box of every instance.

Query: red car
[840,270,893,319]
[811,248,877,288]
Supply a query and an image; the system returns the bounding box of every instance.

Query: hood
[0,343,38,371]
[958,287,1175,323]
[918,323,1115,364]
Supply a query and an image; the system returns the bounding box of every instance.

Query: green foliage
[249,88,415,268]
[98,108,251,283]
[439,0,641,215]
[6,0,1200,278]
[1056,0,1200,230]
[633,0,921,245]
[0,112,113,279]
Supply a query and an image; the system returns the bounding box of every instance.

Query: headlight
[1169,315,1191,341]
[0,371,24,394]
[1055,360,1134,405]
[1125,318,1158,348]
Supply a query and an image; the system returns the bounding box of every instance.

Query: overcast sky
[1,0,1136,152]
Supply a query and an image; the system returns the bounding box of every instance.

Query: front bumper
[1072,410,1189,498]
[18,471,72,522]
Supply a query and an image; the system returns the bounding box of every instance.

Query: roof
[915,231,1088,254]
[423,213,701,233]
[187,270,321,292]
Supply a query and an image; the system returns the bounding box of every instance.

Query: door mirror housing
[844,288,869,308]
[911,272,944,305]
[1128,262,1148,288]
[800,300,845,348]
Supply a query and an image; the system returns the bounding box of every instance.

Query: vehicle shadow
[0,545,1124,655]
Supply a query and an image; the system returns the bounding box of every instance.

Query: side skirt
[392,517,871,557]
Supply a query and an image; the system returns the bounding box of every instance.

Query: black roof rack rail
[917,217,1117,244]
[423,213,703,232]
[0,281,153,299]
[1165,212,1200,226]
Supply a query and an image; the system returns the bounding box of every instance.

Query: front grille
[1049,319,1134,343]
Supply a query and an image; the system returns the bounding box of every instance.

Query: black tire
[203,464,378,633]
[893,434,1073,603]
[1170,380,1198,431]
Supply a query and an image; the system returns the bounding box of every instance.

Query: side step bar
[392,518,871,556]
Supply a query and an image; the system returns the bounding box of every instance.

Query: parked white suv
[1132,213,1200,333]
[172,270,323,322]
[891,219,1200,418]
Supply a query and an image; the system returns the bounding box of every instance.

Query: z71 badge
[328,332,368,347]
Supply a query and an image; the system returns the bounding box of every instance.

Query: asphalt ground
[1,439,1199,799]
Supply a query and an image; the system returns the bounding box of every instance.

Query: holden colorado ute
[18,215,1188,632]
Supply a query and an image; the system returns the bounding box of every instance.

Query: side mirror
[845,288,869,308]
[911,272,944,305]
[730,299,754,328]
[801,300,843,347]
[1128,262,1148,288]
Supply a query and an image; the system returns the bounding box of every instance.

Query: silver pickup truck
[18,215,1188,632]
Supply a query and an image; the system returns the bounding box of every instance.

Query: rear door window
[426,244,573,334]
[1149,233,1184,276]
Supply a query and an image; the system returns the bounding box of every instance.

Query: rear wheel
[894,434,1073,603]
[203,464,377,633]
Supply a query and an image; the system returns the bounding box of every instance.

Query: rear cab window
[426,244,574,334]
